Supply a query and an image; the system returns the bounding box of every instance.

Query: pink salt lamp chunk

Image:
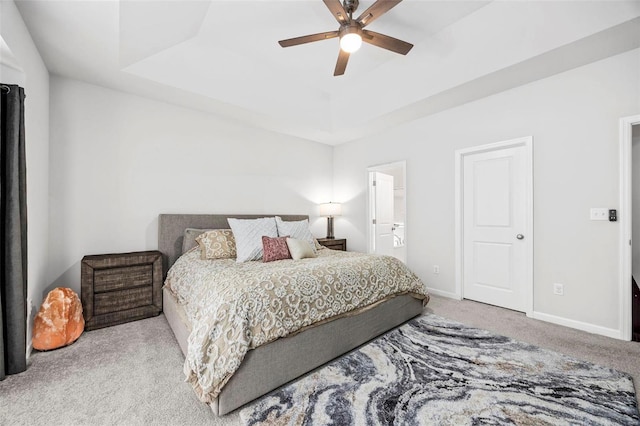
[32,287,85,351]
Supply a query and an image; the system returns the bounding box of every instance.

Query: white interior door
[373,172,395,256]
[462,143,530,312]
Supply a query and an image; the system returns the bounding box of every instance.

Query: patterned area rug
[239,314,639,425]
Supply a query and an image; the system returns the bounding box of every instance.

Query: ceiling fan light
[340,33,362,53]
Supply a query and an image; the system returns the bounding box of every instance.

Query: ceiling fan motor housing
[340,21,362,38]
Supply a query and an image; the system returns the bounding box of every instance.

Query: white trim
[531,311,622,340]
[366,161,407,261]
[366,171,375,254]
[426,287,462,300]
[454,151,462,299]
[619,114,640,341]
[454,136,534,317]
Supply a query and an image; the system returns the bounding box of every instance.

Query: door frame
[454,136,534,316]
[619,114,640,341]
[367,161,407,258]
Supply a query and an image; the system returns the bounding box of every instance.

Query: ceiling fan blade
[279,31,339,48]
[323,0,349,25]
[356,0,403,28]
[362,30,413,55]
[334,49,350,76]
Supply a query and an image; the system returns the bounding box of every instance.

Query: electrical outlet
[553,283,564,296]
[433,265,440,275]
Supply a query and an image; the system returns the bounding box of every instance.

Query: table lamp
[319,202,342,239]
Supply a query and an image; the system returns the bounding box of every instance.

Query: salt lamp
[32,287,84,351]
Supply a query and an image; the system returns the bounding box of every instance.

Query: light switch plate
[590,208,608,221]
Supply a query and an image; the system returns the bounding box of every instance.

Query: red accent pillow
[262,236,292,262]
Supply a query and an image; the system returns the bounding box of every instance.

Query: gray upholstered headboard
[158,214,309,277]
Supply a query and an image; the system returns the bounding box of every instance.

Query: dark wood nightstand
[317,238,347,251]
[81,250,162,330]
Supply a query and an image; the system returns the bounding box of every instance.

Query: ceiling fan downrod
[343,0,359,18]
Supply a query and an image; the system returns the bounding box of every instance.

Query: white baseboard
[424,291,624,340]
[531,311,623,340]
[426,287,462,300]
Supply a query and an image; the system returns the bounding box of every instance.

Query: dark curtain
[0,84,28,380]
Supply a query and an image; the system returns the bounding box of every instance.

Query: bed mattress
[166,246,428,404]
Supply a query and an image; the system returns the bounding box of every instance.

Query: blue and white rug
[239,314,639,425]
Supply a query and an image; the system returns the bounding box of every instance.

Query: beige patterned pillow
[196,229,237,260]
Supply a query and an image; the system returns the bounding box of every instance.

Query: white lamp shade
[319,202,342,217]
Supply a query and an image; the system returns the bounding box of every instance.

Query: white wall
[0,1,50,352]
[0,63,24,85]
[632,125,640,278]
[48,76,333,295]
[333,49,640,336]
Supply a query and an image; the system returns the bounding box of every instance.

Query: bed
[158,214,428,415]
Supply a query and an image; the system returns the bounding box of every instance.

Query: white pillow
[276,217,316,253]
[286,238,317,260]
[228,217,278,262]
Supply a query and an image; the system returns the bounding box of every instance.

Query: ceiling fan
[278,0,413,76]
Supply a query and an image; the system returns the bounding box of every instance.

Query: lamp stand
[326,216,335,239]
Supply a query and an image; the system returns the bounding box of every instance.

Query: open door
[631,123,640,341]
[371,172,395,256]
[621,116,640,341]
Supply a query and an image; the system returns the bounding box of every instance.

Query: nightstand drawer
[94,285,153,315]
[94,264,153,293]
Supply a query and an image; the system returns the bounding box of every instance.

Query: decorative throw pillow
[196,229,236,260]
[262,236,291,262]
[228,217,278,262]
[183,228,214,254]
[275,217,317,253]
[286,238,317,260]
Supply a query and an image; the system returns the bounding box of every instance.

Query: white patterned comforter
[164,247,429,403]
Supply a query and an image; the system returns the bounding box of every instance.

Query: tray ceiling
[13,0,640,145]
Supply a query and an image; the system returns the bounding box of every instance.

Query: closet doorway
[632,124,640,341]
[367,161,407,263]
[621,116,640,341]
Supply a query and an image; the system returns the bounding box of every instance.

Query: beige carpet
[1,295,638,425]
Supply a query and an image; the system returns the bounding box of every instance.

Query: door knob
[516,234,525,240]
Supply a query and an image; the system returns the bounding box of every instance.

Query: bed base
[163,287,423,415]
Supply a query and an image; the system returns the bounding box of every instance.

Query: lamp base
[326,217,335,239]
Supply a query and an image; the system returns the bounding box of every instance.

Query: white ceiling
[13,0,640,145]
